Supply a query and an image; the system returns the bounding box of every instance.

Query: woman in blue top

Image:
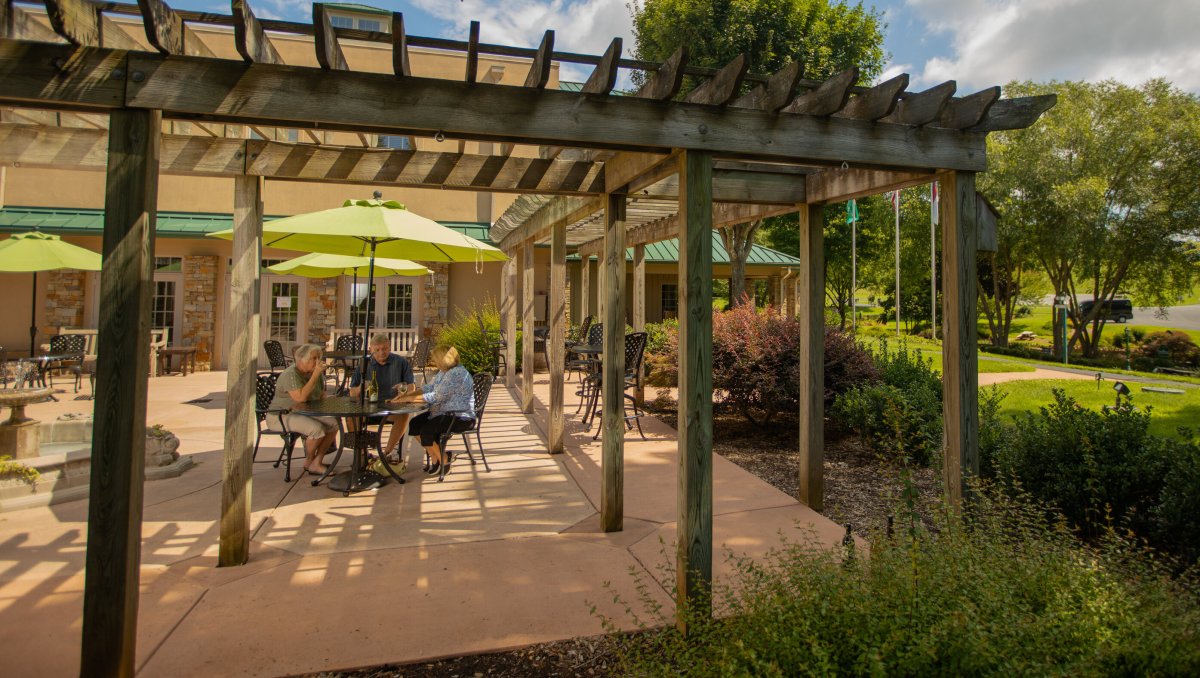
[391,344,475,476]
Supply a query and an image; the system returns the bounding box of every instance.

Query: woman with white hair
[274,343,339,475]
[392,344,474,477]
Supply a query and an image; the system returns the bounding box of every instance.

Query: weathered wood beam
[521,242,535,413]
[581,37,621,95]
[232,0,279,64]
[580,253,591,318]
[976,191,998,253]
[601,192,627,531]
[523,29,554,89]
[781,67,858,116]
[549,218,566,453]
[313,3,348,71]
[1,0,9,39]
[1,41,992,171]
[939,170,979,509]
[464,20,478,83]
[136,0,216,57]
[797,202,824,510]
[497,196,603,250]
[731,61,803,113]
[604,150,675,194]
[43,0,99,46]
[81,107,160,678]
[390,12,409,77]
[575,201,794,259]
[968,94,1057,132]
[805,167,933,204]
[676,149,713,630]
[501,252,517,387]
[220,174,261,568]
[7,2,65,41]
[684,53,747,106]
[835,73,908,121]
[641,169,806,204]
[883,80,956,126]
[634,46,686,101]
[936,86,1000,129]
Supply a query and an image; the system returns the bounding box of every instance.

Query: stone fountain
[0,365,52,459]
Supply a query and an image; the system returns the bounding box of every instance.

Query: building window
[350,282,375,330]
[330,15,353,29]
[661,284,678,319]
[268,281,300,343]
[385,284,413,328]
[357,19,381,32]
[377,135,411,150]
[151,280,177,338]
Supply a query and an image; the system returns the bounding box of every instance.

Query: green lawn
[980,305,1200,346]
[992,379,1200,438]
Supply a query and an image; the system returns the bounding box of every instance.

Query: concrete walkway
[1,371,843,676]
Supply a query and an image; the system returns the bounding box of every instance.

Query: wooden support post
[939,171,979,507]
[798,203,825,510]
[81,107,160,678]
[568,260,582,327]
[676,149,713,629]
[582,256,592,319]
[549,221,566,453]
[521,242,535,413]
[219,175,262,567]
[502,253,517,385]
[632,243,646,405]
[601,193,627,531]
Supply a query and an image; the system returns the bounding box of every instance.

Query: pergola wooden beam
[496,195,603,251]
[805,167,934,203]
[782,67,857,116]
[938,86,1000,129]
[136,0,215,57]
[464,20,479,82]
[836,73,908,121]
[574,201,795,258]
[42,0,139,49]
[684,53,747,106]
[390,12,409,76]
[601,192,626,531]
[634,46,686,101]
[313,3,348,71]
[581,37,621,96]
[642,169,806,204]
[883,80,956,126]
[523,29,554,89]
[732,61,803,113]
[232,0,279,64]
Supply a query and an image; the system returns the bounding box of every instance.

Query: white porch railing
[57,327,170,376]
[328,328,421,355]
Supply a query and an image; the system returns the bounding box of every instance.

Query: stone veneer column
[421,263,450,341]
[306,277,338,345]
[45,269,87,330]
[182,255,217,370]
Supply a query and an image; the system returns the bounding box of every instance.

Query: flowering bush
[1139,331,1200,367]
[436,299,521,375]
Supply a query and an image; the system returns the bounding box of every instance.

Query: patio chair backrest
[624,332,648,385]
[255,372,279,423]
[411,338,431,371]
[50,334,87,354]
[263,340,289,370]
[574,315,593,344]
[586,322,604,346]
[335,334,363,352]
[470,372,494,427]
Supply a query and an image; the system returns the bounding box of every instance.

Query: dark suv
[1079,298,1134,323]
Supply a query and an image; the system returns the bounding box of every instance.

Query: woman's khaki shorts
[268,413,338,439]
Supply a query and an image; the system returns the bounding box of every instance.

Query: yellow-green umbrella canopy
[0,231,102,356]
[267,253,432,278]
[209,199,506,263]
[0,231,102,271]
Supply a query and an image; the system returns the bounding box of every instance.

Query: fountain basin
[0,387,53,459]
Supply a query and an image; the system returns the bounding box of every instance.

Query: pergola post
[676,149,713,630]
[568,259,582,327]
[601,193,627,531]
[521,242,535,413]
[632,243,646,405]
[220,175,263,567]
[798,204,825,510]
[549,220,566,453]
[581,256,591,319]
[81,108,160,677]
[503,253,517,385]
[939,171,979,507]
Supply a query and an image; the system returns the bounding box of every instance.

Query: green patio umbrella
[0,231,102,355]
[267,253,433,344]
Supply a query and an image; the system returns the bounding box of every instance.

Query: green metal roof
[569,232,800,266]
[0,206,495,244]
[559,81,584,92]
[323,3,391,17]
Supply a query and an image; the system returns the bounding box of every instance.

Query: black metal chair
[410,338,432,385]
[567,321,603,384]
[48,334,87,393]
[330,334,364,392]
[434,372,495,482]
[335,334,363,352]
[253,372,304,481]
[263,340,292,373]
[476,313,507,379]
[589,332,648,440]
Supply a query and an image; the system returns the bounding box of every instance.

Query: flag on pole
[889,190,900,211]
[931,182,940,225]
[846,199,858,223]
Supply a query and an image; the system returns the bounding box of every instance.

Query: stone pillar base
[0,421,40,460]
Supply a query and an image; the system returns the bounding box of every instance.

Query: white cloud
[902,0,1200,92]
[409,0,636,83]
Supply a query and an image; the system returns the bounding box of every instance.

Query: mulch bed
[319,396,936,677]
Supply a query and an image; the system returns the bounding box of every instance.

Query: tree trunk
[721,220,761,307]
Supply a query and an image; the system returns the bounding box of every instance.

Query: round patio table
[276,396,427,495]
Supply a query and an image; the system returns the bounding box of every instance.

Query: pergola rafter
[0,0,1056,672]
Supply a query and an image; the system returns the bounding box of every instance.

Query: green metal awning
[568,231,799,266]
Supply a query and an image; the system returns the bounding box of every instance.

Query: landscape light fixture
[1113,381,1131,408]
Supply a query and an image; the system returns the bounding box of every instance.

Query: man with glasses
[349,333,416,461]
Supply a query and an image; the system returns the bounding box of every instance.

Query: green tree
[981,80,1200,357]
[630,0,887,306]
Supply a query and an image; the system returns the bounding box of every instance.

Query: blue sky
[169,1,1199,92]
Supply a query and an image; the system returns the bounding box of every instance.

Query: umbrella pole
[351,270,359,348]
[360,242,378,407]
[29,271,38,356]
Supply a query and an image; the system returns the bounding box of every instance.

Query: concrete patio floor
[1,369,844,676]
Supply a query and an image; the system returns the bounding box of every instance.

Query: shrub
[985,389,1200,562]
[436,299,521,375]
[643,318,677,360]
[1139,331,1200,367]
[605,487,1200,676]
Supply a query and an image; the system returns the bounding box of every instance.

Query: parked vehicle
[1079,298,1134,323]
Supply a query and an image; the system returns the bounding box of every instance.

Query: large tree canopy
[980,79,1200,356]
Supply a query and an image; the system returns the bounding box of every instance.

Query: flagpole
[851,220,857,333]
[894,190,901,338]
[931,182,938,341]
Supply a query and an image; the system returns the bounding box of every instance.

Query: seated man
[348,333,416,461]
[274,344,339,475]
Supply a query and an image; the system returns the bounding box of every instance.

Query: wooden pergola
[0,0,1054,674]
